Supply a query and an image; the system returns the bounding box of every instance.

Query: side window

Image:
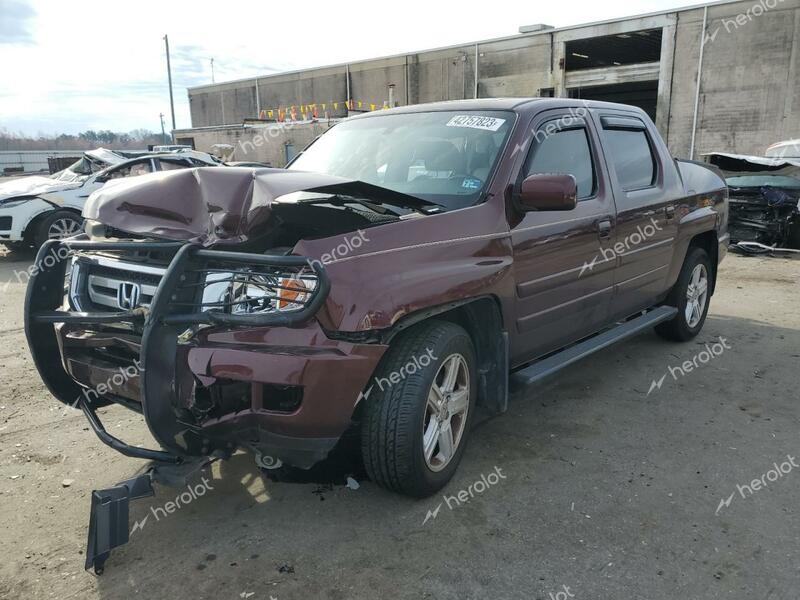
[158,158,191,171]
[602,127,656,191]
[108,160,153,179]
[524,127,596,199]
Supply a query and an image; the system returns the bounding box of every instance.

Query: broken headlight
[200,270,318,314]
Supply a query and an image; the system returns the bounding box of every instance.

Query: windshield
[726,174,800,189]
[51,155,109,182]
[289,110,514,210]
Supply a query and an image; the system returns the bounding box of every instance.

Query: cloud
[0,0,36,45]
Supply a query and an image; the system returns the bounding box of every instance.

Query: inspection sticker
[445,115,506,132]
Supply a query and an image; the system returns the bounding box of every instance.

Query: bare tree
[0,129,164,151]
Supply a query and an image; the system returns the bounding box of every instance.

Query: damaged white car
[0,148,219,249]
[704,150,800,254]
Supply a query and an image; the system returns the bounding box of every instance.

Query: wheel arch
[687,230,718,296]
[382,296,509,416]
[24,205,82,245]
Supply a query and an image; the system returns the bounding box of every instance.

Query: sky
[0,0,698,136]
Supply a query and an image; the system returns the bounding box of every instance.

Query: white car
[0,148,218,249]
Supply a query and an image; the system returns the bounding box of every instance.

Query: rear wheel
[361,320,476,497]
[655,247,712,341]
[34,210,83,248]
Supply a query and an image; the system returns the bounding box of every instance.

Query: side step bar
[512,306,678,386]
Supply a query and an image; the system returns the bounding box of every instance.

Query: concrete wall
[185,0,800,158]
[667,0,800,156]
[173,121,335,168]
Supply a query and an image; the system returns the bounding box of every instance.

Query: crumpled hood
[83,167,434,245]
[0,175,83,202]
[704,152,800,177]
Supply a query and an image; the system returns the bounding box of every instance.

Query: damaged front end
[24,168,417,571]
[706,152,800,252]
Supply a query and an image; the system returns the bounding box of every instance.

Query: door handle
[597,219,612,239]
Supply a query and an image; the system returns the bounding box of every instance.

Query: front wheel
[361,320,476,497]
[655,247,712,341]
[34,210,83,248]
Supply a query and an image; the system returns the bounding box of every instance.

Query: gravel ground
[0,247,798,600]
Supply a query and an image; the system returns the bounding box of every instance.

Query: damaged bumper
[25,238,387,470]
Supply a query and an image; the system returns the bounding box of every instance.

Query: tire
[655,247,713,342]
[33,210,83,249]
[361,320,477,498]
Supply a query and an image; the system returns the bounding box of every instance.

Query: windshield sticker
[462,178,482,190]
[446,115,506,132]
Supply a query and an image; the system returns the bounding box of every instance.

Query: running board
[512,306,678,386]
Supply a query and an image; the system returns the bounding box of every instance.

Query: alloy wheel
[48,217,82,240]
[685,263,709,328]
[423,354,470,472]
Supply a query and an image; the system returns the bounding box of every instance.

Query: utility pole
[163,34,176,141]
[210,58,215,83]
[159,113,167,144]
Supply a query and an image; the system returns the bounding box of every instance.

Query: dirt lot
[0,247,798,600]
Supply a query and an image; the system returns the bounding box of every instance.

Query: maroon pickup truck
[24,99,728,572]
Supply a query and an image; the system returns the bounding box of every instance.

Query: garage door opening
[565,29,663,70]
[568,80,659,122]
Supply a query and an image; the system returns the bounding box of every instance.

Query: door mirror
[94,174,110,183]
[516,174,578,212]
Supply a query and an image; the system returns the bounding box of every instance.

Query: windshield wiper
[305,180,445,215]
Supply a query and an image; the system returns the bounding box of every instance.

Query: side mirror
[516,174,578,212]
[94,174,110,183]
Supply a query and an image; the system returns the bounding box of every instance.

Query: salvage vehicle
[24,99,728,572]
[766,139,800,158]
[705,152,800,250]
[0,149,219,249]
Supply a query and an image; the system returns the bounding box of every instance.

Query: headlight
[201,271,318,315]
[0,197,35,209]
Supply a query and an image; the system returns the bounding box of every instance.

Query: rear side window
[602,128,656,191]
[158,158,190,171]
[525,128,596,199]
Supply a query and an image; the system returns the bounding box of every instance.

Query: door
[592,112,679,319]
[509,110,618,365]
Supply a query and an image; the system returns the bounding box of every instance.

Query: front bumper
[0,198,54,242]
[25,238,387,469]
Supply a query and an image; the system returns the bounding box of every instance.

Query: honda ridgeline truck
[24,99,728,572]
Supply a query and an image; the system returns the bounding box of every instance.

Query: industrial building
[175,0,800,166]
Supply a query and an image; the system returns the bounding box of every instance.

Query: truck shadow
[91,312,800,600]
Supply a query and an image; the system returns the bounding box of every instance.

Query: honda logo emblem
[117,282,141,310]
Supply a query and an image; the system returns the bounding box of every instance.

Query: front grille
[86,265,161,310]
[71,255,166,312]
[0,216,11,231]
